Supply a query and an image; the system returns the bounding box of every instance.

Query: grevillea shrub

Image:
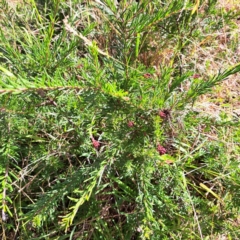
[0,0,239,239]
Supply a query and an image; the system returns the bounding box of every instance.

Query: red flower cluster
[158,110,167,119]
[127,121,134,127]
[157,144,167,155]
[192,74,201,79]
[92,138,100,149]
[143,73,152,78]
[158,109,170,120]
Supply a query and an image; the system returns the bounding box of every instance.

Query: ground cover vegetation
[0,0,239,239]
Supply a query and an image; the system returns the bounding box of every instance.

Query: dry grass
[191,0,240,119]
[6,0,22,8]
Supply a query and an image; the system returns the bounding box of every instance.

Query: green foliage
[0,0,239,239]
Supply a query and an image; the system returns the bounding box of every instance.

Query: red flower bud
[92,138,100,149]
[143,73,152,78]
[158,110,166,119]
[192,74,201,79]
[127,121,134,127]
[157,144,167,155]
